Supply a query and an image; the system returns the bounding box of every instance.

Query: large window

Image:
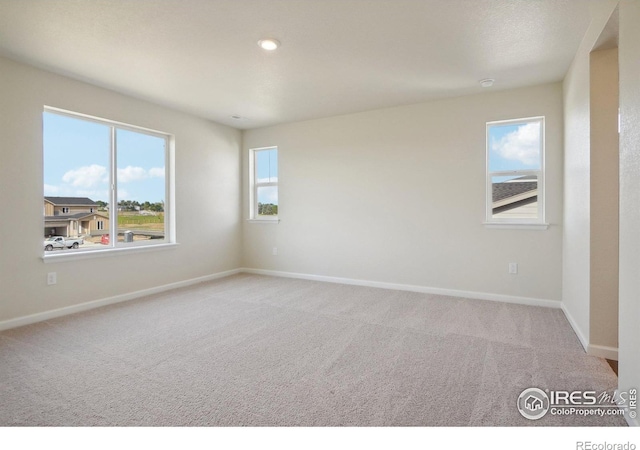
[43,107,172,254]
[249,147,278,221]
[486,117,544,224]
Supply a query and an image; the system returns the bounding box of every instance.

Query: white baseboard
[240,268,561,309]
[0,268,241,332]
[560,305,620,360]
[587,344,618,361]
[0,266,567,333]
[560,303,589,352]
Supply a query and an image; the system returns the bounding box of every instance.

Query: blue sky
[43,112,166,204]
[488,121,541,173]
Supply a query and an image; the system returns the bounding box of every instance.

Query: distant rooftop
[492,178,537,203]
[44,211,107,222]
[44,196,97,206]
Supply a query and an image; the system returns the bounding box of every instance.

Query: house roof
[45,196,97,206]
[45,212,108,222]
[492,179,537,203]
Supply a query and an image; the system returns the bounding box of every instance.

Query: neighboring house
[492,176,538,219]
[44,196,109,238]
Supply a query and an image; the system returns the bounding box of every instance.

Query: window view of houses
[44,196,108,239]
[43,110,168,253]
[44,196,165,251]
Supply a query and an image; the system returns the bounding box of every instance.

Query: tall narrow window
[486,117,544,224]
[43,107,172,254]
[250,147,278,220]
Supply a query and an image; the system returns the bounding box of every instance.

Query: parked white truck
[44,236,84,251]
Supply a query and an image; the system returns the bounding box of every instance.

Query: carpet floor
[0,274,625,426]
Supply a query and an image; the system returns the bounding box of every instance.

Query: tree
[118,200,140,211]
[116,200,164,212]
[258,203,277,215]
[149,202,164,212]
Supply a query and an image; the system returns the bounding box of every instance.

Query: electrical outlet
[47,272,57,285]
[509,263,518,274]
[272,247,278,256]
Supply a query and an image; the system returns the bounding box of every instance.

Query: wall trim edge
[587,344,619,361]
[0,268,241,331]
[241,267,561,308]
[560,303,589,352]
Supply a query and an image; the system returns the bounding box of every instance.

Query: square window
[43,107,172,254]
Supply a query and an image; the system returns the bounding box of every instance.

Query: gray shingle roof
[44,212,108,222]
[492,179,537,202]
[44,196,97,206]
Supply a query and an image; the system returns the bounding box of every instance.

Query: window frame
[485,116,546,227]
[249,146,279,222]
[43,106,176,258]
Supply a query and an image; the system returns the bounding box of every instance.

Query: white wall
[0,56,242,324]
[243,83,564,302]
[618,0,640,427]
[562,0,618,349]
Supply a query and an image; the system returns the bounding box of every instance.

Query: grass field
[118,213,164,231]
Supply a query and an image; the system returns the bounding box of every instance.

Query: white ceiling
[0,0,592,129]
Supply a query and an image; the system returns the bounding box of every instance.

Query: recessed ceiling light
[258,38,280,51]
[480,78,495,88]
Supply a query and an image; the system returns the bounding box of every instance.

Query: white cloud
[43,184,109,202]
[51,164,163,202]
[44,184,60,195]
[62,164,108,188]
[148,167,165,178]
[117,189,131,200]
[257,186,278,204]
[76,189,110,201]
[491,122,541,167]
[118,166,147,183]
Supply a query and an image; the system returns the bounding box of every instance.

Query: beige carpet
[0,274,625,426]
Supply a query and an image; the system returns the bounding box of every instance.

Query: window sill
[483,222,549,230]
[247,219,280,224]
[42,242,179,263]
